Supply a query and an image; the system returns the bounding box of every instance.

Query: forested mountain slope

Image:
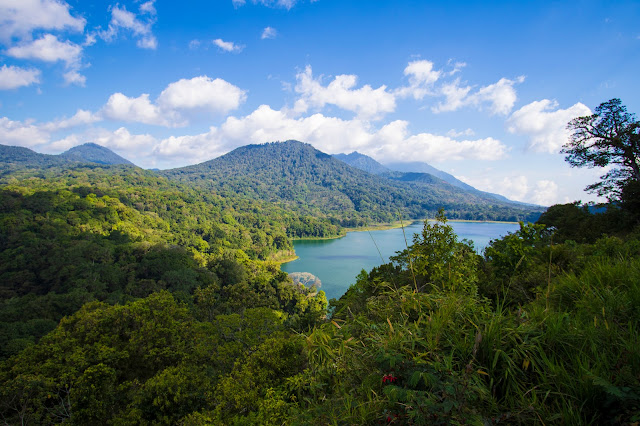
[335,150,517,203]
[60,142,134,165]
[0,162,338,359]
[163,140,542,225]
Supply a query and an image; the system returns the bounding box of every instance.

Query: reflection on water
[281,221,520,301]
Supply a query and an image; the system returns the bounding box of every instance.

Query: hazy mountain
[386,160,480,191]
[333,152,390,175]
[60,143,134,166]
[163,140,542,224]
[334,151,515,203]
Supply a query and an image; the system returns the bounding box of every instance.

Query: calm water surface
[281,221,520,300]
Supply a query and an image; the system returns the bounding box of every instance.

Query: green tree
[562,98,640,200]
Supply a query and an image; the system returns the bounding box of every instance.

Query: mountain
[0,143,135,173]
[334,151,515,203]
[163,140,542,224]
[0,144,68,167]
[60,143,134,165]
[386,160,480,191]
[333,152,390,175]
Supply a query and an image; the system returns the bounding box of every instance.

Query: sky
[0,0,638,205]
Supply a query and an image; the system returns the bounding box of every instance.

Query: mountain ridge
[162,140,542,224]
[0,143,135,168]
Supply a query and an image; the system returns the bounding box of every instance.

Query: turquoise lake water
[281,221,520,300]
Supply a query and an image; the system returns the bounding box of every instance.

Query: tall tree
[562,98,640,200]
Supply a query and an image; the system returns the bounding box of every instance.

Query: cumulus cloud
[506,99,591,153]
[149,105,508,167]
[0,116,50,147]
[294,65,396,119]
[99,2,157,49]
[531,180,559,205]
[99,76,246,127]
[158,76,247,113]
[5,34,85,85]
[395,60,441,100]
[433,76,524,115]
[94,127,156,152]
[41,109,100,132]
[261,26,277,39]
[213,38,243,52]
[102,93,173,126]
[6,34,82,64]
[370,121,507,163]
[455,173,562,205]
[0,0,85,41]
[0,65,41,89]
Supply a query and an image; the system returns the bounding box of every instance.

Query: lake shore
[292,218,519,242]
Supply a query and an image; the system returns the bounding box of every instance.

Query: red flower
[382,374,397,384]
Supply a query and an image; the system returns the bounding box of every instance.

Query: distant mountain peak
[333,151,389,175]
[60,143,134,166]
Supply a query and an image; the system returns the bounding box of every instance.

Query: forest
[0,99,638,424]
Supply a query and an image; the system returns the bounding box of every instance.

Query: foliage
[162,140,542,224]
[562,98,640,200]
[1,148,639,424]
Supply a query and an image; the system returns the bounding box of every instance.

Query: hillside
[334,151,516,203]
[163,140,542,225]
[1,143,134,170]
[0,144,68,168]
[333,152,390,175]
[60,142,134,165]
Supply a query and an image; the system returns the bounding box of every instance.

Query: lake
[281,221,520,300]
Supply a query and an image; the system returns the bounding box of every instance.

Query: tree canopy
[562,98,640,200]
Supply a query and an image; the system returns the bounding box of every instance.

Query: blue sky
[0,0,638,205]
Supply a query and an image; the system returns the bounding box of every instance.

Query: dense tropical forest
[0,99,639,424]
[161,140,542,225]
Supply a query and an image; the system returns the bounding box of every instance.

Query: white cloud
[6,34,82,64]
[232,0,303,10]
[5,34,85,85]
[395,60,441,100]
[93,126,156,152]
[506,99,591,153]
[294,65,396,119]
[150,105,508,167]
[188,39,201,49]
[213,38,243,52]
[261,26,277,39]
[158,76,247,113]
[41,109,100,132]
[99,3,157,49]
[0,116,49,147]
[433,78,471,113]
[139,1,157,15]
[97,76,247,127]
[102,93,172,126]
[371,121,508,163]
[446,128,475,138]
[456,173,564,205]
[531,180,559,205]
[62,69,86,86]
[0,65,40,89]
[0,0,85,41]
[433,76,524,115]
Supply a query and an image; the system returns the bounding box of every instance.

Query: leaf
[387,318,394,333]
[331,320,341,329]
